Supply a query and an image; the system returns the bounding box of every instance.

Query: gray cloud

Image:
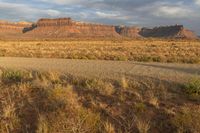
[0,1,63,21]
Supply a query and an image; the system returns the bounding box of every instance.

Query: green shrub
[152,56,162,62]
[134,102,147,113]
[184,78,200,96]
[139,56,152,62]
[117,56,128,61]
[1,70,24,83]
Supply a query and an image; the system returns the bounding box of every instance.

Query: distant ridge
[0,18,198,40]
[23,18,119,38]
[139,25,197,39]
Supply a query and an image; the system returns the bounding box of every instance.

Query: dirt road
[0,57,200,83]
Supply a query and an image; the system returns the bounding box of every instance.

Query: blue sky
[0,0,200,34]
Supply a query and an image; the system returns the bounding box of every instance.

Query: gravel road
[0,57,200,83]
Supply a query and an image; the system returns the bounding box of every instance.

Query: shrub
[117,56,128,61]
[139,56,152,62]
[149,97,159,108]
[36,115,48,133]
[1,70,25,83]
[148,92,159,108]
[0,86,22,133]
[152,56,162,62]
[172,107,200,133]
[134,102,147,113]
[103,121,116,133]
[184,78,200,96]
[49,84,79,109]
[84,79,115,95]
[135,118,150,133]
[120,77,129,89]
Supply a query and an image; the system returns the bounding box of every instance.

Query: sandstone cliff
[140,25,198,39]
[37,18,73,27]
[0,18,198,40]
[115,26,142,38]
[0,20,32,39]
[23,18,119,38]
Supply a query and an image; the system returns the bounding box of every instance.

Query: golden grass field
[0,39,200,63]
[0,69,199,133]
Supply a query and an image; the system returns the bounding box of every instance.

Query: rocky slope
[139,25,197,39]
[0,18,198,39]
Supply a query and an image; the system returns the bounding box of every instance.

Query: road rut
[0,57,200,83]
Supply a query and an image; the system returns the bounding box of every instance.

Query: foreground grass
[0,39,200,63]
[0,69,199,133]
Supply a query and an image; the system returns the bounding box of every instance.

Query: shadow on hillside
[18,86,64,133]
[134,63,200,76]
[23,24,37,33]
[71,75,191,133]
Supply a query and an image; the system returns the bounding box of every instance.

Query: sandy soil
[0,57,200,83]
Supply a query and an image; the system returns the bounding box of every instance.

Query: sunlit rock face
[0,20,32,39]
[22,18,119,38]
[0,18,198,39]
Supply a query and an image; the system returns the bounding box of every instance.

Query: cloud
[135,1,194,18]
[96,11,118,18]
[152,5,193,18]
[195,0,200,5]
[40,0,102,5]
[95,11,129,20]
[40,0,80,4]
[0,1,63,21]
[46,9,61,16]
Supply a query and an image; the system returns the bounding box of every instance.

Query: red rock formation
[23,18,119,38]
[37,18,73,27]
[140,25,198,39]
[0,18,198,39]
[0,20,32,39]
[115,26,142,38]
[0,21,30,30]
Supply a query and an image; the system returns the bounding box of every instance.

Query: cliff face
[72,24,118,37]
[0,21,30,31]
[0,18,198,39]
[0,20,32,39]
[115,26,142,38]
[140,25,198,39]
[23,18,119,38]
[37,18,73,27]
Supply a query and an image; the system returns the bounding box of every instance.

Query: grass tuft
[1,70,25,83]
[120,77,129,89]
[135,118,151,133]
[172,107,200,133]
[184,78,200,95]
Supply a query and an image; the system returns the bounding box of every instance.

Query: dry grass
[135,118,150,133]
[0,69,199,133]
[0,39,200,63]
[172,106,200,133]
[120,77,129,90]
[103,121,115,133]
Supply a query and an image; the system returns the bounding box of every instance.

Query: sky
[0,0,200,34]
